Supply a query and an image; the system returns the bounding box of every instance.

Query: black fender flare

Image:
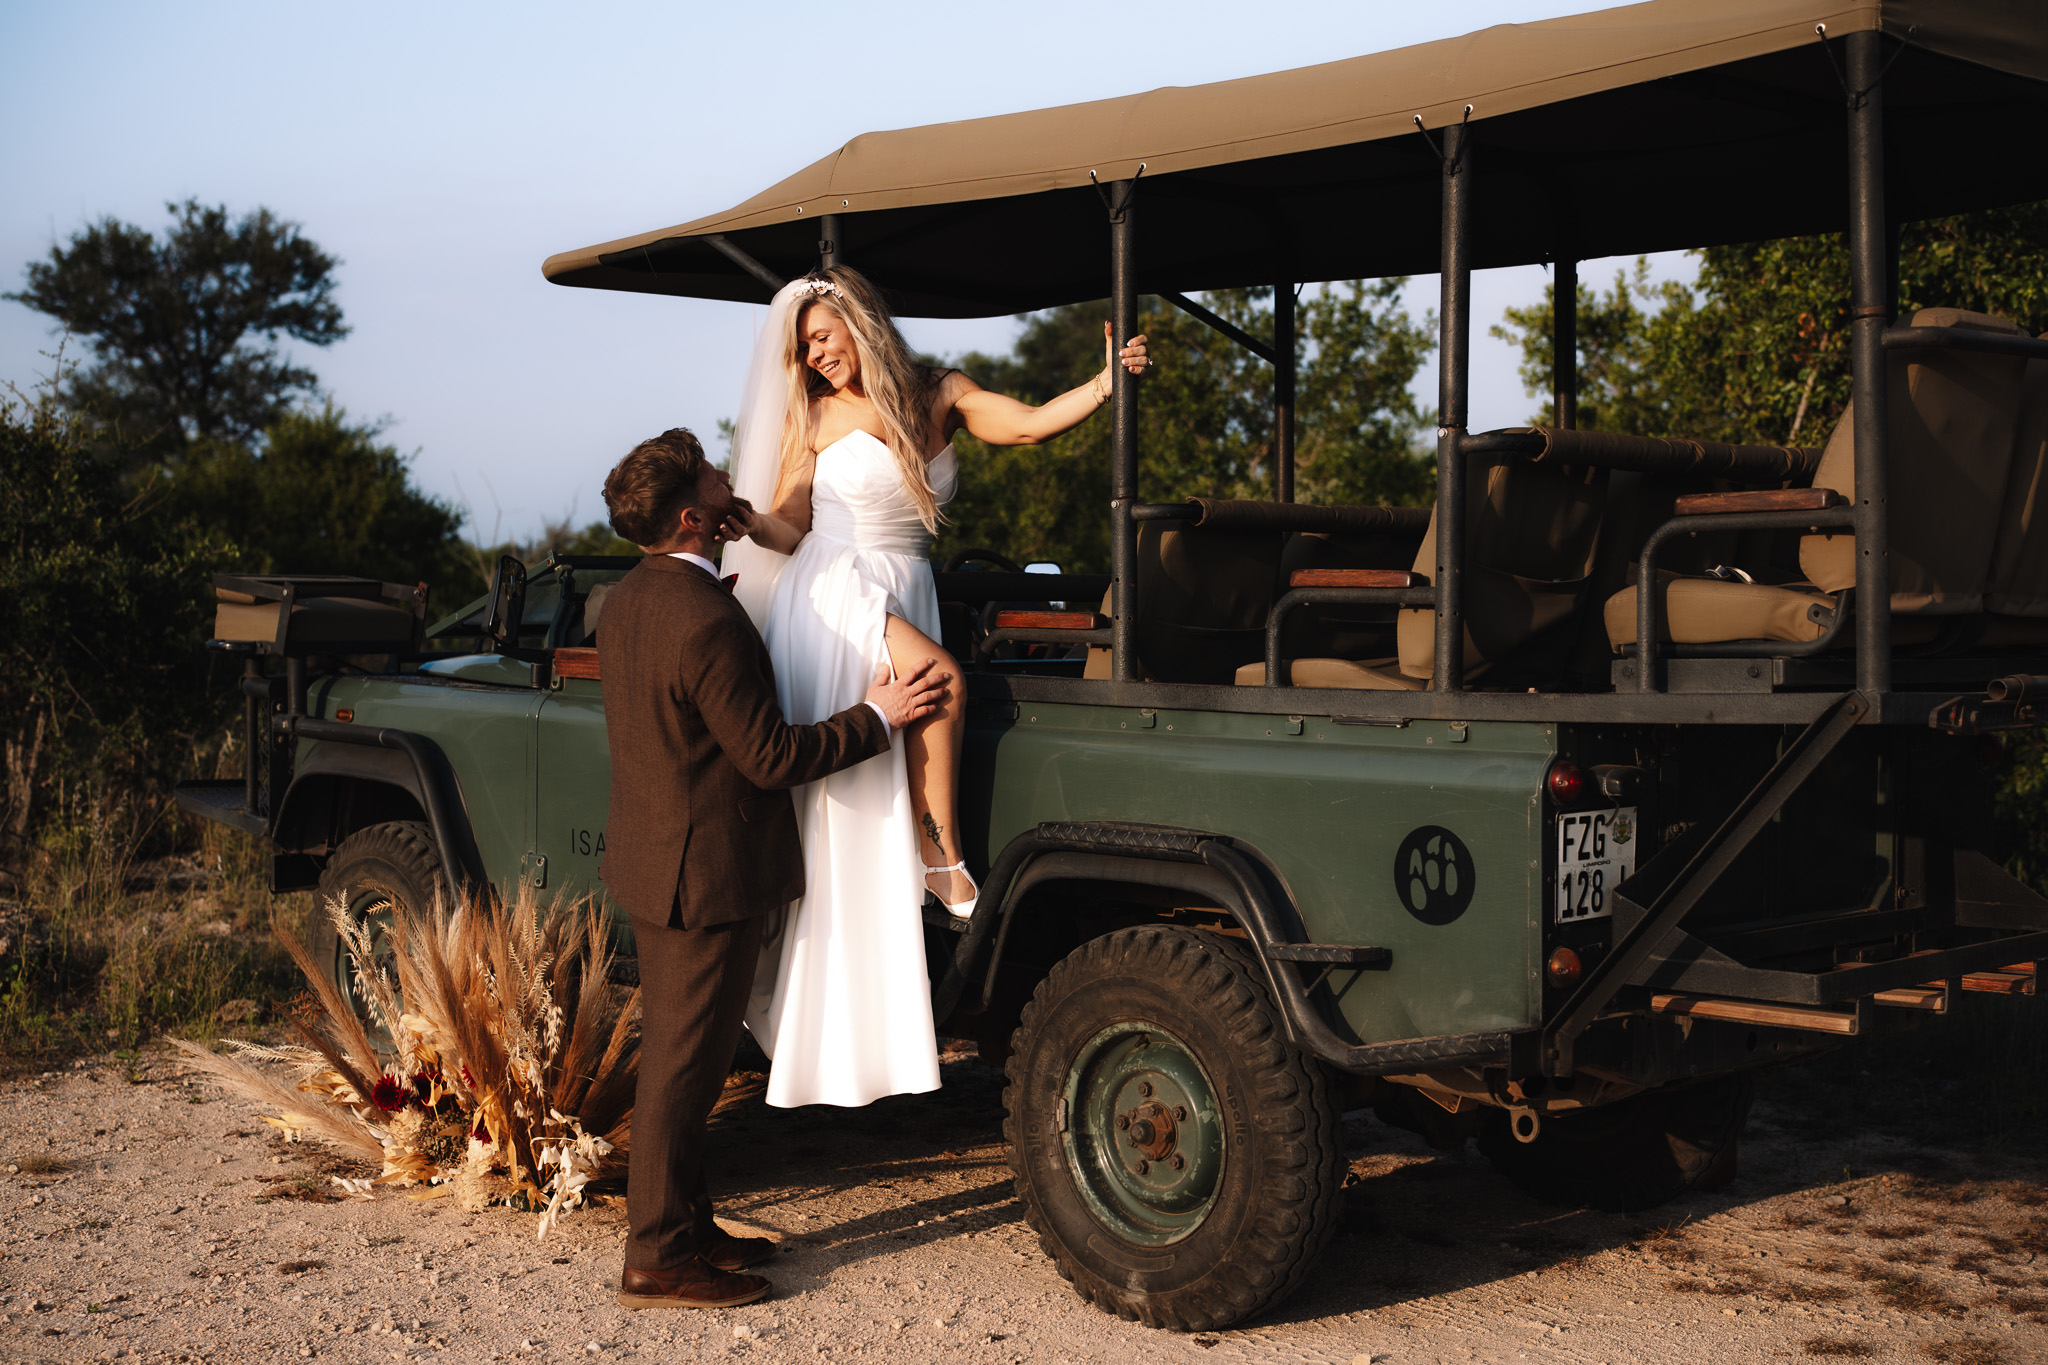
[940,821,1511,1075]
[275,718,487,897]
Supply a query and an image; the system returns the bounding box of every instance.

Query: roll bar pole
[1108,179,1141,683]
[1433,122,1472,694]
[1553,253,1578,430]
[1847,28,1892,697]
[1275,281,1297,502]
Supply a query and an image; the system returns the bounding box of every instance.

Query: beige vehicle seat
[1983,355,2048,624]
[1604,308,2031,651]
[1236,455,1608,687]
[1084,500,1426,682]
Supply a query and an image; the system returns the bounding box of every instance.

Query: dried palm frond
[169,1038,385,1162]
[180,883,640,1233]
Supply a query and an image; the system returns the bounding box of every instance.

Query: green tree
[7,200,347,455]
[1494,202,2048,444]
[164,407,472,602]
[936,283,1434,573]
[0,384,226,844]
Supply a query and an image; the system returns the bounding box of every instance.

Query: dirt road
[2,1043,2043,1365]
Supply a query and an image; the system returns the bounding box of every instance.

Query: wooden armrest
[1288,569,1418,588]
[553,647,601,680]
[1673,488,1845,516]
[991,610,1106,630]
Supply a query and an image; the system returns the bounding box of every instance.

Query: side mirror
[481,555,527,655]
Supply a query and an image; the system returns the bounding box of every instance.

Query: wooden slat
[1960,967,2036,995]
[1649,993,1859,1035]
[1673,487,1846,516]
[991,610,1105,630]
[553,647,601,680]
[1288,569,1418,588]
[1873,986,1947,1011]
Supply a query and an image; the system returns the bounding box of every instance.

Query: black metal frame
[1011,28,2048,719]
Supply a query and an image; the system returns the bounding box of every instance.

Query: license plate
[1555,807,1638,923]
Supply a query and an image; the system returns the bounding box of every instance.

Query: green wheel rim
[1061,1021,1225,1247]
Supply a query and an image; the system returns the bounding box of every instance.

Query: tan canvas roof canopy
[544,0,2048,317]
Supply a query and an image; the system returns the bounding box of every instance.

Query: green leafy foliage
[0,386,225,844]
[1494,202,2048,443]
[934,284,1434,572]
[7,200,347,455]
[165,406,473,599]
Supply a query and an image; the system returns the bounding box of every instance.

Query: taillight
[1546,760,1586,805]
[1546,947,1582,986]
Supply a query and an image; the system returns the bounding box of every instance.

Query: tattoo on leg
[922,811,945,854]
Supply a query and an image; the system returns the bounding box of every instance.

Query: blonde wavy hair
[779,266,947,531]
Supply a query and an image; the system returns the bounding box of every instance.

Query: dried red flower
[371,1075,408,1113]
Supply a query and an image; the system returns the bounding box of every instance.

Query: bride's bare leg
[882,614,974,905]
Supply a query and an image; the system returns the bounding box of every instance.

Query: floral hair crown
[793,277,842,299]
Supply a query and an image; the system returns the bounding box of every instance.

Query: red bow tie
[721,573,739,594]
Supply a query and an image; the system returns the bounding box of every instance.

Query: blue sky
[2,1,1690,542]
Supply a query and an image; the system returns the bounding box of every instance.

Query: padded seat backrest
[1986,352,2048,617]
[1131,521,1284,683]
[1800,307,2028,613]
[1395,457,1608,681]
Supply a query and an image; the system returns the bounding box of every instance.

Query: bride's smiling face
[801,303,860,391]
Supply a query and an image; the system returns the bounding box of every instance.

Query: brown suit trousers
[597,553,890,1270]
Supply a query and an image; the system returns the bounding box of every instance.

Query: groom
[597,428,948,1310]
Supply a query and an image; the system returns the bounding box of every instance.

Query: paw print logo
[1393,825,1476,926]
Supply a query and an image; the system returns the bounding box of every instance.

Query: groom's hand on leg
[866,658,949,732]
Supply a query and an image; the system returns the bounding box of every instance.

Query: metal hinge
[519,852,548,889]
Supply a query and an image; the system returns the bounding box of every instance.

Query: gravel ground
[2,1042,2045,1365]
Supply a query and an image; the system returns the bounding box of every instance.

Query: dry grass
[1,816,302,1067]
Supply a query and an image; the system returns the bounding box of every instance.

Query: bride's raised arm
[945,325,1149,447]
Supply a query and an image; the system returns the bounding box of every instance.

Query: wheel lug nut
[1135,1159,1150,1175]
[1115,1114,1129,1130]
[1138,1081,1153,1098]
[1174,1105,1188,1121]
[1170,1154,1185,1171]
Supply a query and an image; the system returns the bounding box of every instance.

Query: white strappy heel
[923,860,979,920]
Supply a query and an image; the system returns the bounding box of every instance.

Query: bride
[721,267,1148,1108]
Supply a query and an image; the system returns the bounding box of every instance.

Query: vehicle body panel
[962,698,1551,1042]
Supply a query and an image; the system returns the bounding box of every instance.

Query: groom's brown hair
[604,428,709,547]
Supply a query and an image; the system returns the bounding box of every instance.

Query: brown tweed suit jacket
[597,554,889,929]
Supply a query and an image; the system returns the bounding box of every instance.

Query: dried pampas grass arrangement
[175,885,639,1237]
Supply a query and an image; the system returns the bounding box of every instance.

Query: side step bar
[1649,960,2038,1037]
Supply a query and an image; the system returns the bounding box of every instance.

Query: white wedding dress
[743,428,954,1108]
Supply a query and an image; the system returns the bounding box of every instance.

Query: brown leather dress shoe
[703,1231,776,1272]
[617,1257,771,1310]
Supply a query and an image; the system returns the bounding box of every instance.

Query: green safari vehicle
[180,2,2048,1332]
